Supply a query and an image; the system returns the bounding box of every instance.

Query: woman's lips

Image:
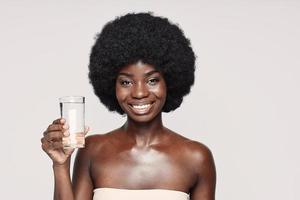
[129,103,154,115]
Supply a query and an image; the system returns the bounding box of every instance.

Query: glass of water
[59,96,85,148]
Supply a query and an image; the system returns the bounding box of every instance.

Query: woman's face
[115,62,167,123]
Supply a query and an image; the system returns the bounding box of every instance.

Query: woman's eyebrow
[145,70,160,77]
[118,72,133,77]
[118,70,160,77]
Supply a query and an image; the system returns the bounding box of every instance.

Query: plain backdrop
[0,0,299,199]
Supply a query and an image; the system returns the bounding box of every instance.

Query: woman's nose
[131,82,149,99]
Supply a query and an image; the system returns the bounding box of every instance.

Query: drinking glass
[59,96,85,148]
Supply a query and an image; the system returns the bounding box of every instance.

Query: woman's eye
[120,80,132,86]
[148,78,159,85]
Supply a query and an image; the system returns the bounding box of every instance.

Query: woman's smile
[129,102,154,115]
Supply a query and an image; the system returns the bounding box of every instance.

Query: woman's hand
[41,118,89,166]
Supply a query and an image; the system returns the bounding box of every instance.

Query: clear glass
[59,96,85,148]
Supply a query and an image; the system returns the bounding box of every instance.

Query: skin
[41,62,216,200]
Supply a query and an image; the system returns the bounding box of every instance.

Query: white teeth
[132,104,151,109]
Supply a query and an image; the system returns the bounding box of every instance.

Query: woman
[41,12,216,200]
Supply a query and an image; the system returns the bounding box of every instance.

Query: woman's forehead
[118,62,160,76]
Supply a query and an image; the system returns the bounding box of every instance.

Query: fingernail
[63,124,69,129]
[63,131,70,136]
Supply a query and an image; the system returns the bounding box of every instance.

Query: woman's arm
[72,137,94,200]
[41,118,91,200]
[53,160,74,200]
[41,118,75,200]
[51,147,94,200]
[189,143,216,200]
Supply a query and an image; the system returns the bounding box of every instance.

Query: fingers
[41,119,90,155]
[41,119,69,152]
[41,119,77,165]
[44,120,69,138]
[45,119,68,134]
[41,137,48,150]
[47,124,68,132]
[52,118,65,125]
[64,148,75,156]
[44,125,69,140]
[44,131,63,142]
[41,137,63,151]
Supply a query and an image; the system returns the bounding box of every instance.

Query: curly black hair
[88,12,196,114]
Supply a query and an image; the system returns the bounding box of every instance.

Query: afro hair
[88,12,196,114]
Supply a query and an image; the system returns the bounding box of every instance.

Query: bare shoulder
[184,138,208,150]
[167,129,215,170]
[171,134,217,198]
[184,139,214,163]
[182,139,216,188]
[79,128,122,156]
[86,128,122,143]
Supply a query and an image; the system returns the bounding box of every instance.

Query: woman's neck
[122,113,165,147]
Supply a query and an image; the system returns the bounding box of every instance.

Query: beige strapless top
[93,188,190,200]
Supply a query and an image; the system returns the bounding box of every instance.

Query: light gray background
[0,0,299,199]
